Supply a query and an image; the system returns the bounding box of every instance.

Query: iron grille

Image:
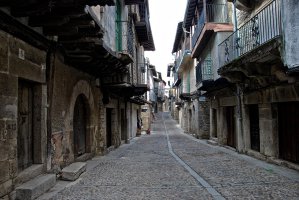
[196,56,213,86]
[218,0,281,67]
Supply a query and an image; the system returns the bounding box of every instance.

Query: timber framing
[0,0,133,76]
[0,10,50,50]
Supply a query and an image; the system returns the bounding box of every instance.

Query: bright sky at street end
[145,0,188,83]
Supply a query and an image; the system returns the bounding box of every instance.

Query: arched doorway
[73,94,88,157]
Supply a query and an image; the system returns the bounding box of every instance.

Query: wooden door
[249,104,260,151]
[106,108,112,147]
[73,95,86,157]
[18,82,33,170]
[212,109,217,138]
[226,106,236,148]
[278,102,299,163]
[121,109,126,141]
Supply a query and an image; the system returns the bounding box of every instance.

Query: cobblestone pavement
[42,112,299,200]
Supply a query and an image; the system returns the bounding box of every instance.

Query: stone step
[61,162,86,181]
[207,139,218,146]
[16,174,56,200]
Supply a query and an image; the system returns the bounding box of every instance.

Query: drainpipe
[233,0,238,31]
[182,25,191,51]
[233,1,243,151]
[236,84,244,152]
[124,99,129,143]
[45,41,57,171]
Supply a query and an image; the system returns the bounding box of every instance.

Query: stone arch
[69,80,95,158]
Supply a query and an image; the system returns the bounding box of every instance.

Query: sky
[145,0,188,82]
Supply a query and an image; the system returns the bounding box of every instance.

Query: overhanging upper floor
[217,0,284,86]
[0,0,134,76]
[187,0,233,58]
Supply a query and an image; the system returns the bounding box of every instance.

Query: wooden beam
[43,26,78,36]
[0,0,29,7]
[0,10,50,50]
[60,37,102,44]
[29,16,70,27]
[10,2,50,17]
[66,55,93,62]
[11,4,86,17]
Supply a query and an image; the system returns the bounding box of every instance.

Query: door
[188,109,192,133]
[121,109,126,141]
[73,95,87,157]
[278,102,299,163]
[249,104,260,151]
[18,82,34,171]
[226,106,236,148]
[212,109,217,138]
[106,108,113,147]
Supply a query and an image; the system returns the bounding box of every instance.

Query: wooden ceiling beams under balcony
[172,22,183,54]
[0,0,115,7]
[62,39,132,76]
[133,1,155,51]
[124,0,145,5]
[0,0,135,75]
[0,10,50,50]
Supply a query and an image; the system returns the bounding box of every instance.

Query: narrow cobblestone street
[40,112,299,200]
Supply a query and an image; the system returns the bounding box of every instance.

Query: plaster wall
[282,0,299,69]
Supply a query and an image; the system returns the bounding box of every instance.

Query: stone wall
[197,101,210,139]
[130,104,139,139]
[50,55,102,171]
[0,30,47,198]
[141,104,151,131]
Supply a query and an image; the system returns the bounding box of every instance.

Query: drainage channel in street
[162,113,226,200]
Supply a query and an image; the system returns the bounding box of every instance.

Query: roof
[135,0,155,51]
[183,0,209,29]
[142,22,155,51]
[172,21,183,53]
[183,0,198,29]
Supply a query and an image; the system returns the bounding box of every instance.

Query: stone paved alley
[39,112,299,200]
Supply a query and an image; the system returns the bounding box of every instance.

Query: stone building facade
[172,0,298,170]
[0,0,155,198]
[215,0,299,168]
[183,0,233,140]
[176,0,299,169]
[172,18,216,138]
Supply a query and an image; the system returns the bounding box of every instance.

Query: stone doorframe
[69,80,95,159]
[17,81,47,170]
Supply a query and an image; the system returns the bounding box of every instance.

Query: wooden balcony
[134,2,155,51]
[0,0,134,76]
[195,61,213,89]
[124,0,145,5]
[191,2,233,58]
[175,50,192,73]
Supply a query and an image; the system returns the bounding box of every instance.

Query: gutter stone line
[162,115,226,200]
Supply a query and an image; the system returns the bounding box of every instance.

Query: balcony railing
[192,3,229,48]
[115,20,135,56]
[173,71,179,84]
[175,50,191,72]
[138,63,146,73]
[219,0,281,67]
[196,60,213,86]
[179,83,183,96]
